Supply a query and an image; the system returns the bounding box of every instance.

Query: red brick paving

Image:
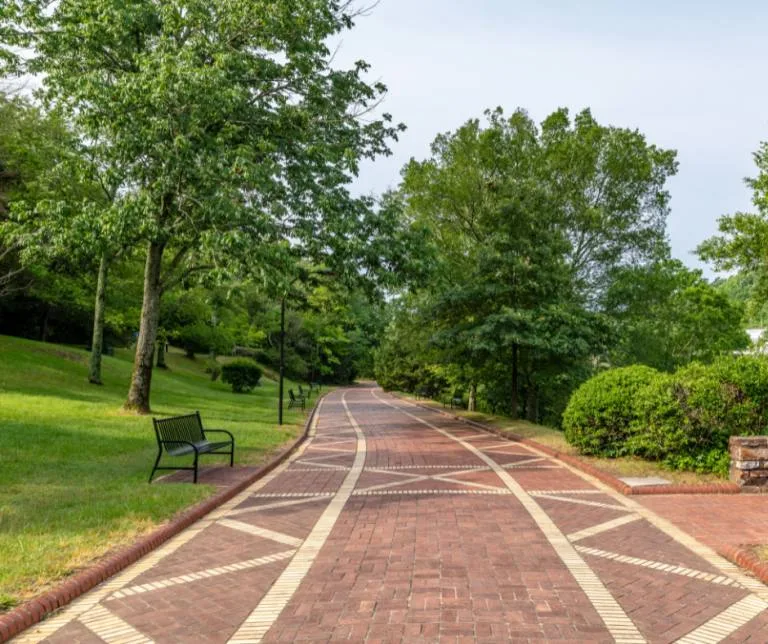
[637,495,768,551]
[533,497,629,536]
[18,386,768,643]
[156,465,264,487]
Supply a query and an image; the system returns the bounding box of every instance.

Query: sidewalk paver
[14,386,768,643]
[637,495,768,551]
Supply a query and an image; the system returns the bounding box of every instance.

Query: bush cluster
[563,365,659,457]
[563,356,768,475]
[221,359,262,393]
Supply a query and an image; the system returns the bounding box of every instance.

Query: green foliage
[205,358,221,382]
[383,105,676,424]
[663,449,731,478]
[0,93,87,297]
[699,138,768,313]
[632,357,768,463]
[221,359,263,393]
[2,0,410,410]
[564,357,768,475]
[563,366,660,456]
[626,372,682,460]
[403,106,677,299]
[176,322,231,359]
[716,271,768,328]
[604,260,749,371]
[374,297,434,392]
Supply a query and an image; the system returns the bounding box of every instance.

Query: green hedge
[221,359,262,393]
[563,365,659,456]
[563,356,768,476]
[632,357,768,474]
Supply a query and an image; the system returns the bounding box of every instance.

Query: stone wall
[730,436,768,490]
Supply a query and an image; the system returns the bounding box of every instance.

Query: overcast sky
[335,0,768,275]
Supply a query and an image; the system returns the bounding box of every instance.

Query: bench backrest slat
[153,412,205,452]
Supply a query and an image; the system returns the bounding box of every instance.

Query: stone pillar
[730,436,768,490]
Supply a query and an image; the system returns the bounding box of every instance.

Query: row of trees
[375,107,751,424]
[0,1,421,409]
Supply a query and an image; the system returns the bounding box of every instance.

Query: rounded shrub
[221,358,263,393]
[631,356,768,474]
[563,365,660,456]
[628,371,686,460]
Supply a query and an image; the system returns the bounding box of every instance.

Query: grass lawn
[400,394,723,486]
[0,334,310,610]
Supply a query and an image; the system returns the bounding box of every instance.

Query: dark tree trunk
[526,385,539,423]
[88,254,109,385]
[510,344,519,420]
[125,241,165,413]
[156,340,167,368]
[40,304,50,342]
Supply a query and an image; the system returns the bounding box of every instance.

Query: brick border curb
[718,545,768,587]
[394,394,740,497]
[0,394,326,643]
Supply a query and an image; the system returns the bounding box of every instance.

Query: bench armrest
[204,429,235,442]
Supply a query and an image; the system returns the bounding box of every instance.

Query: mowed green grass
[0,335,307,609]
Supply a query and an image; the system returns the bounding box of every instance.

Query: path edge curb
[718,545,768,587]
[0,393,327,643]
[392,393,740,497]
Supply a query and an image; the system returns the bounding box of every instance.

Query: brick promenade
[14,386,768,643]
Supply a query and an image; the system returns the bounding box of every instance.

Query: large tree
[602,260,749,371]
[3,0,403,412]
[0,95,75,298]
[698,138,768,307]
[392,107,674,419]
[402,107,677,301]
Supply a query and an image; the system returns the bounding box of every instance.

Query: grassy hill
[0,335,308,610]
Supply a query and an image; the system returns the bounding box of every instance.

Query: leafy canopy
[2,0,405,276]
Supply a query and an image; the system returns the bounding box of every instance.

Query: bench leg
[230,446,234,467]
[193,452,199,484]
[149,449,162,483]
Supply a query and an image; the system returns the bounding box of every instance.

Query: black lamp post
[278,296,286,425]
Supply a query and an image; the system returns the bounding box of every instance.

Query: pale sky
[336,0,768,274]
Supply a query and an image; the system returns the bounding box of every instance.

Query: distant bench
[288,389,305,410]
[149,411,235,484]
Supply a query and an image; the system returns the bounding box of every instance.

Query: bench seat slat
[166,440,233,457]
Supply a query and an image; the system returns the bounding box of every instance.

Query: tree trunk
[40,304,50,342]
[125,241,165,413]
[88,254,109,385]
[468,382,477,412]
[156,339,167,368]
[526,385,538,423]
[510,344,519,420]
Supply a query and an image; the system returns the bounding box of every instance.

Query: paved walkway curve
[15,386,768,643]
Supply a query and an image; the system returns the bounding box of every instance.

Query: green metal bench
[443,389,465,409]
[288,389,305,410]
[150,411,235,484]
